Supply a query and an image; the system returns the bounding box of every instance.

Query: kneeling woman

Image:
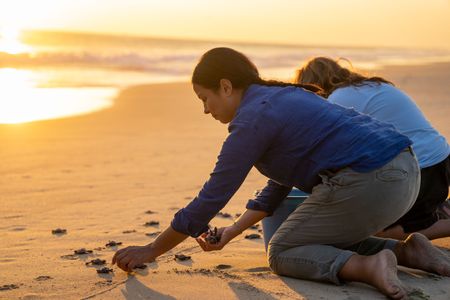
[113,47,450,299]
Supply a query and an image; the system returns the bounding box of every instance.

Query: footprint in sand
[407,289,431,300]
[145,231,161,237]
[3,215,23,220]
[95,280,113,287]
[0,284,19,291]
[61,254,79,260]
[34,276,53,281]
[10,226,26,231]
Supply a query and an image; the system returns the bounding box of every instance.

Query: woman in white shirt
[296,57,450,240]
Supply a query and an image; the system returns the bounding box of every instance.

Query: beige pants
[267,148,420,284]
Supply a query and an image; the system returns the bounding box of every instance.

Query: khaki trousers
[267,148,420,284]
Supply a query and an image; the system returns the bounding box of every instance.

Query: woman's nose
[203,104,210,114]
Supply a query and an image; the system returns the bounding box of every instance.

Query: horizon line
[16,28,449,52]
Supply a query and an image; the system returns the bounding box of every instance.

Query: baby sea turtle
[96,267,114,274]
[122,230,136,234]
[86,259,106,266]
[52,228,67,234]
[174,254,191,261]
[216,212,232,218]
[144,221,159,226]
[74,248,93,255]
[215,264,232,270]
[245,234,261,240]
[105,241,122,247]
[205,227,221,244]
[145,210,156,214]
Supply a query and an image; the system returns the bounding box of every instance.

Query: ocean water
[1,30,450,124]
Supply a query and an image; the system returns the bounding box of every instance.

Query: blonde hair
[295,57,392,98]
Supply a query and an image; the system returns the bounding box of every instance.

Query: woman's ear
[219,79,233,96]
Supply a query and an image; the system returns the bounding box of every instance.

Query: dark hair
[192,47,324,96]
[295,57,393,98]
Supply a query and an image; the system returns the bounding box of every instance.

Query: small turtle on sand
[105,241,122,247]
[96,267,114,274]
[245,234,261,240]
[174,254,191,261]
[215,264,232,270]
[249,224,260,230]
[144,221,160,226]
[216,212,232,218]
[205,227,221,244]
[52,228,67,234]
[74,248,93,255]
[145,210,157,214]
[85,259,106,266]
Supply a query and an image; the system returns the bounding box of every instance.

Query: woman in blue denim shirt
[113,48,450,299]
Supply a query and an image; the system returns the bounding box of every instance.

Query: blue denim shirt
[171,84,411,237]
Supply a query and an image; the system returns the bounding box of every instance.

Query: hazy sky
[1,0,449,49]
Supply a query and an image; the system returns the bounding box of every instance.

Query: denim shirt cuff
[246,200,274,216]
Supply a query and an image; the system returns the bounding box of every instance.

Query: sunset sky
[1,0,449,49]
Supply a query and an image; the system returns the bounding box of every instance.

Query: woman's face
[193,80,242,124]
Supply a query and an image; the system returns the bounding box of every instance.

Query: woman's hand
[196,225,241,251]
[112,244,156,272]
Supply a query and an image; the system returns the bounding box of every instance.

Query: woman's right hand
[195,225,241,251]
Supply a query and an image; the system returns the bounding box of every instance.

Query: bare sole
[398,232,450,276]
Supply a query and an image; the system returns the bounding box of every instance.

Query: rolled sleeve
[246,180,292,215]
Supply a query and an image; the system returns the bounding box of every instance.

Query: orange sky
[0,0,449,49]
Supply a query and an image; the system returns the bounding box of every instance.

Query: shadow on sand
[121,278,176,300]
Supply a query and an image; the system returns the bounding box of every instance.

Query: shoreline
[2,60,450,129]
[1,61,450,299]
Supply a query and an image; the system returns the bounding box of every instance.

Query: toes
[390,285,407,300]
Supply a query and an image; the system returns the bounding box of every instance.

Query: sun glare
[0,26,31,54]
[0,69,115,124]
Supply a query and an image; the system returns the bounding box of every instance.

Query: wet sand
[1,62,450,299]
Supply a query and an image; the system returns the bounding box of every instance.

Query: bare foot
[395,232,450,276]
[340,249,407,299]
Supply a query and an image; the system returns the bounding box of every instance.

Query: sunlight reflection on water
[0,68,116,124]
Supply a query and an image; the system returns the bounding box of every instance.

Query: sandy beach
[1,62,450,300]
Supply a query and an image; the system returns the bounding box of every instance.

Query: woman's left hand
[195,225,241,251]
[112,244,156,272]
